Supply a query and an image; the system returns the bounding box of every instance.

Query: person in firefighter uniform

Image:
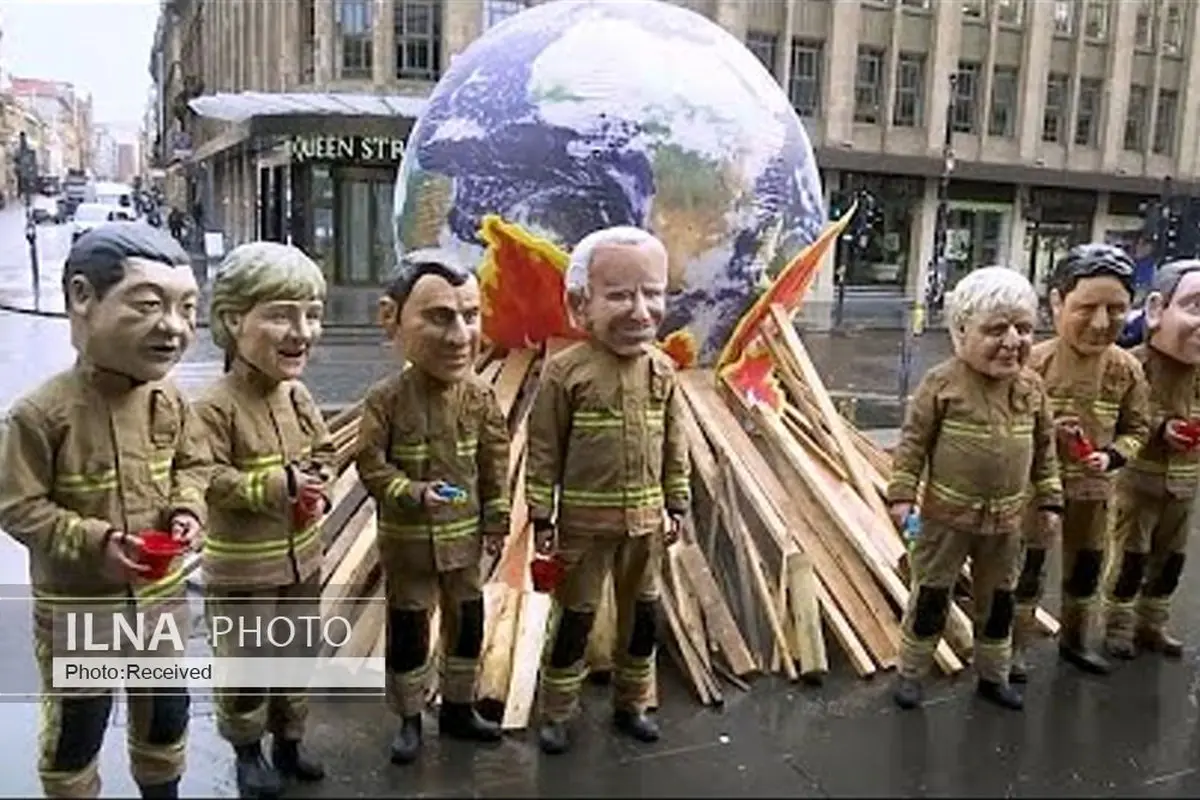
[527,226,691,756]
[356,248,510,765]
[1009,244,1150,682]
[0,224,210,799]
[1103,259,1200,660]
[194,242,335,798]
[887,266,1063,712]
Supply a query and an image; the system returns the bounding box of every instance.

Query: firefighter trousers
[204,572,321,746]
[34,638,190,798]
[1103,488,1192,646]
[898,522,1022,683]
[539,531,663,724]
[1013,498,1109,652]
[384,566,484,717]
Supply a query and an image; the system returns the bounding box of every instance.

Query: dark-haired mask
[399,272,481,383]
[1051,275,1130,356]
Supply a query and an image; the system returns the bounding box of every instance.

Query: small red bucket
[530,554,564,594]
[139,530,183,581]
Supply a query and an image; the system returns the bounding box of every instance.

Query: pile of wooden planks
[288,315,1062,722]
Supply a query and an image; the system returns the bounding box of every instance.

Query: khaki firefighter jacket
[193,359,337,589]
[887,357,1063,534]
[356,365,511,575]
[0,361,210,630]
[1121,343,1200,499]
[526,339,691,538]
[1026,339,1151,500]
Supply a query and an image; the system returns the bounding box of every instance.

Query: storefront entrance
[333,166,396,285]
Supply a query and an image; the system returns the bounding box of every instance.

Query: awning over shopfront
[188,92,428,123]
[185,92,429,161]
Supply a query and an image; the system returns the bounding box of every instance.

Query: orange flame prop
[658,328,699,371]
[717,204,858,371]
[718,206,857,411]
[477,214,587,350]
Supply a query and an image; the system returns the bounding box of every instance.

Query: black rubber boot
[390,715,423,765]
[893,676,923,710]
[139,778,180,799]
[1008,651,1028,684]
[272,738,326,782]
[538,721,570,755]
[1059,641,1111,674]
[977,679,1023,711]
[1137,628,1184,658]
[438,701,502,742]
[234,742,283,799]
[613,709,660,743]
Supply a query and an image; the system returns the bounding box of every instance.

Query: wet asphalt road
[2,207,1199,797]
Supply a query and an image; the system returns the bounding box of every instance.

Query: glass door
[334,166,398,285]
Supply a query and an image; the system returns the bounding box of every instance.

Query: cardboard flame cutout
[719,205,858,411]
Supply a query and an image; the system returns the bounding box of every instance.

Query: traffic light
[1162,201,1181,262]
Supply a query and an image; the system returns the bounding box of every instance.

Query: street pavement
[3,206,1200,797]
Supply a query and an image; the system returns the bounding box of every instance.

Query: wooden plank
[813,578,875,678]
[501,591,553,730]
[493,349,537,417]
[674,538,758,677]
[320,515,379,620]
[322,499,376,587]
[477,583,522,714]
[658,578,717,704]
[334,587,386,660]
[684,374,898,667]
[786,554,828,681]
[668,545,711,673]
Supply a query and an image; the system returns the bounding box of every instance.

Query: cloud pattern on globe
[393,0,827,367]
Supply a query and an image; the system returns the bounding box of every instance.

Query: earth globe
[392,0,832,368]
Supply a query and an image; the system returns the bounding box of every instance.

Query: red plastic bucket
[139,530,183,581]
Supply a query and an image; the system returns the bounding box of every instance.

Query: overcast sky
[2,0,159,131]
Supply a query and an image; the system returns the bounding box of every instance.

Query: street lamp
[899,72,958,414]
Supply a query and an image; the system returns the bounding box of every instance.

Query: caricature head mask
[380,248,481,384]
[945,266,1038,379]
[63,223,199,383]
[209,242,327,383]
[1145,259,1200,365]
[565,226,669,358]
[1047,243,1135,356]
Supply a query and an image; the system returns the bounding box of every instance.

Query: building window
[854,47,885,124]
[946,207,1006,289]
[1162,2,1184,56]
[395,0,442,81]
[839,173,923,288]
[745,31,778,74]
[893,53,924,127]
[336,0,373,80]
[1075,78,1102,146]
[952,61,981,134]
[788,40,823,118]
[483,0,525,29]
[1124,85,1148,150]
[996,0,1024,26]
[300,0,316,82]
[899,0,930,9]
[1042,73,1068,143]
[988,66,1018,138]
[1053,0,1074,35]
[1083,0,1108,39]
[1153,89,1178,155]
[1135,0,1155,48]
[962,0,986,21]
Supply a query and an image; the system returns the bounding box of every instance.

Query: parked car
[71,203,135,242]
[31,195,60,224]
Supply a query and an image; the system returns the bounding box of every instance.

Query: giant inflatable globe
[392,0,832,368]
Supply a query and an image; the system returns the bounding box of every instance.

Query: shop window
[336,0,373,80]
[840,175,921,288]
[1153,89,1178,155]
[1042,73,1068,143]
[788,40,823,118]
[309,165,336,279]
[396,0,443,81]
[945,207,1005,289]
[893,53,924,127]
[745,31,778,75]
[1124,85,1148,151]
[854,47,886,124]
[988,66,1018,138]
[952,61,981,134]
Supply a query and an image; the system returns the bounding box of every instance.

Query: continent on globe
[392,0,836,368]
